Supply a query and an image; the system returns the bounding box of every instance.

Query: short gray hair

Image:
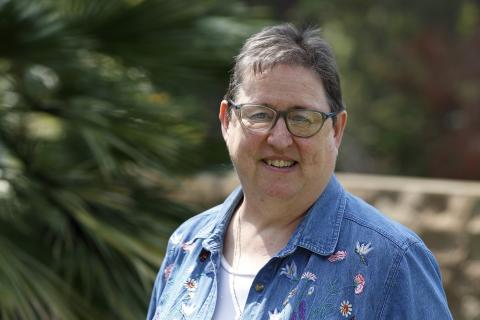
[225,23,345,113]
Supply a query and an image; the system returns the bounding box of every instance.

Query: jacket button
[255,283,265,292]
[199,249,210,262]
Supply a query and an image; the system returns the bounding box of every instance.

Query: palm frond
[0,0,263,318]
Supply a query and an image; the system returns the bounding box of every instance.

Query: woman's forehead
[237,64,329,111]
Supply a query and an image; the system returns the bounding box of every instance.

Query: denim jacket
[147,176,452,319]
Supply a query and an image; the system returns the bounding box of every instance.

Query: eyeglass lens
[239,105,325,137]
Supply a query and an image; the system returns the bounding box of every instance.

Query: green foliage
[0,0,261,318]
[289,0,480,179]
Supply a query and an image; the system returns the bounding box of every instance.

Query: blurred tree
[0,0,264,318]
[285,0,480,179]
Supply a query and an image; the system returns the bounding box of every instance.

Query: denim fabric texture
[147,176,452,320]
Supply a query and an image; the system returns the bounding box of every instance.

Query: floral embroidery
[283,287,298,306]
[280,261,298,279]
[288,300,307,320]
[328,250,347,262]
[308,279,342,318]
[164,263,174,280]
[181,303,195,316]
[354,273,365,295]
[301,271,317,282]
[339,300,353,317]
[295,300,306,320]
[299,300,306,319]
[355,241,373,265]
[184,277,198,299]
[184,278,198,291]
[182,242,195,253]
[307,286,315,295]
[268,308,283,320]
[287,288,298,299]
[170,232,183,245]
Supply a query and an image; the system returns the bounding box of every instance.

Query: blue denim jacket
[147,176,452,319]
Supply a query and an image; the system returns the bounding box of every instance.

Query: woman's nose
[266,116,293,149]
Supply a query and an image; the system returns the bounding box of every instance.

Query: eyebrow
[289,105,311,110]
[245,101,313,111]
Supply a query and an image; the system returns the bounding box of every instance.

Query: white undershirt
[212,255,257,320]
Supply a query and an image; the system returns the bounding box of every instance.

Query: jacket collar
[279,175,346,256]
[200,175,346,256]
[199,186,243,251]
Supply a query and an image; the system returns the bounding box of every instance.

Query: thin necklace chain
[232,211,243,319]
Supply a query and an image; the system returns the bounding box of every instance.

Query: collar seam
[293,184,347,256]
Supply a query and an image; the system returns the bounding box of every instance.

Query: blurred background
[0,0,479,319]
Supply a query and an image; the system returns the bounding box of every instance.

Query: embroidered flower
[280,261,297,279]
[184,278,198,291]
[181,303,195,316]
[355,242,373,255]
[170,232,183,245]
[182,242,195,253]
[339,300,353,317]
[298,300,306,320]
[283,287,298,305]
[301,271,317,282]
[355,241,373,265]
[354,273,365,295]
[328,250,347,262]
[288,287,298,299]
[290,300,307,320]
[307,286,315,295]
[163,263,174,280]
[268,308,283,320]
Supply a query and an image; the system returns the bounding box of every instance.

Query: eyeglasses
[227,100,338,138]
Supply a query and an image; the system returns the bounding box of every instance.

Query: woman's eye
[290,114,311,124]
[247,112,272,122]
[251,112,268,119]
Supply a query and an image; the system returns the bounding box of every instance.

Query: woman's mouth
[264,159,296,168]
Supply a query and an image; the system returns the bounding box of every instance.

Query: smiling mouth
[264,159,296,168]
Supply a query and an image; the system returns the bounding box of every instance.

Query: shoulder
[342,192,422,251]
[339,192,451,318]
[153,203,225,288]
[167,204,222,242]
[339,191,434,293]
[146,204,227,320]
[167,186,242,244]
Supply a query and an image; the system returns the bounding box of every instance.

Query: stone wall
[173,172,480,319]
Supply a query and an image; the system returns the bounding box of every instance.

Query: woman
[147,24,452,320]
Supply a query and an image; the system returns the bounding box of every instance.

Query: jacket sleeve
[378,242,453,319]
[146,240,174,320]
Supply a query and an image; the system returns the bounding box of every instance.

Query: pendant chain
[232,211,243,319]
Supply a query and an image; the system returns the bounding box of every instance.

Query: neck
[223,194,314,273]
[223,181,330,272]
[240,180,328,232]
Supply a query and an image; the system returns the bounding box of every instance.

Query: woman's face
[219,64,347,202]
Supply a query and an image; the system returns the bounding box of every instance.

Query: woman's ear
[333,110,347,148]
[219,100,231,141]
